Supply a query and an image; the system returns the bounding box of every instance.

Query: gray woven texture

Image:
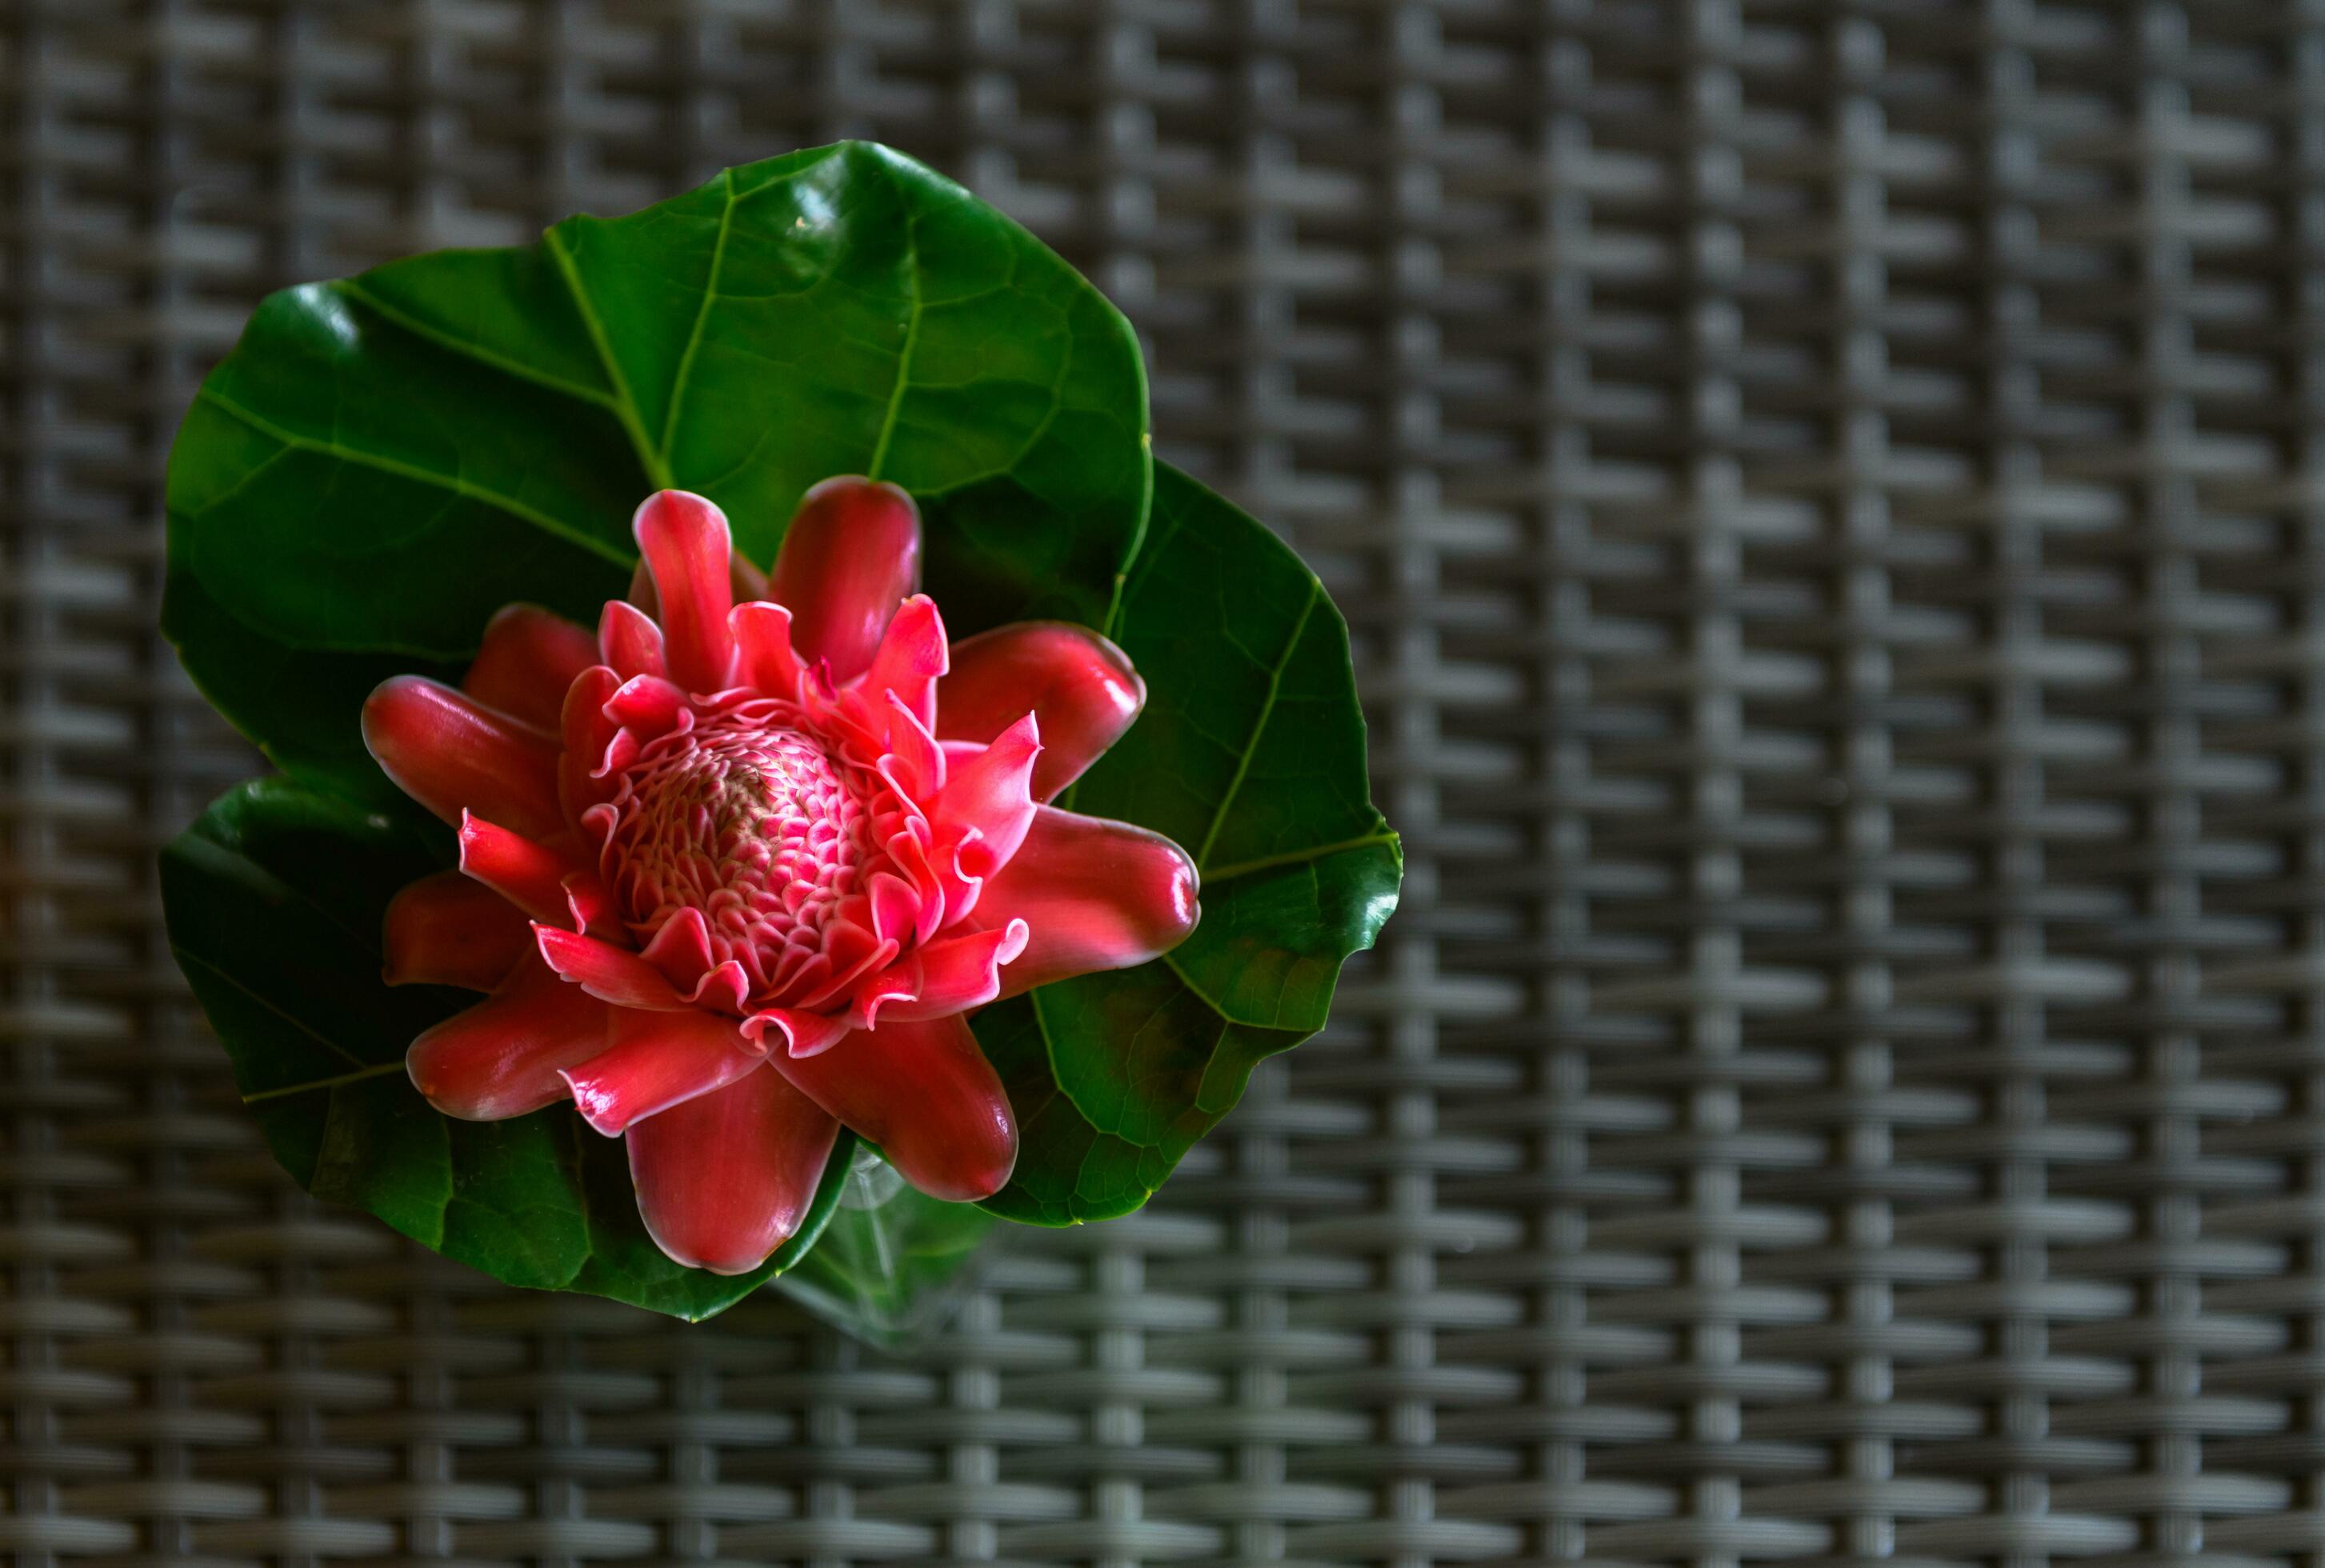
[10,0,2325,1561]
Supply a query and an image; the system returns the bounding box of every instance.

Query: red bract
[365,480,1200,1274]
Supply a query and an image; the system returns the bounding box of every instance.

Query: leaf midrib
[866,162,923,482]
[242,1060,406,1103]
[1025,988,1163,1224]
[657,167,738,469]
[332,279,619,414]
[1199,826,1399,885]
[1193,576,1322,870]
[543,225,674,490]
[174,946,382,1078]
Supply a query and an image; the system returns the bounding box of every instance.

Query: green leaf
[163,142,1390,1274]
[980,465,1402,1224]
[164,141,1150,800]
[160,777,853,1320]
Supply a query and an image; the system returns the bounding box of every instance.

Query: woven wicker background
[13,0,2325,1561]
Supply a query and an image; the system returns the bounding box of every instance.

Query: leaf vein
[332,280,618,412]
[174,947,380,1077]
[194,388,633,570]
[865,162,922,481]
[542,226,674,488]
[242,1060,407,1103]
[657,166,737,467]
[1192,575,1323,870]
[1201,827,1401,884]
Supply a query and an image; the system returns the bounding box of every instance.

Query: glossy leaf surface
[978,465,1401,1224]
[164,141,1150,798]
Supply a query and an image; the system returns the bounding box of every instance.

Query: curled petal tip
[878,691,946,797]
[455,811,589,928]
[464,604,599,731]
[982,807,1203,997]
[882,595,949,678]
[858,918,1030,1026]
[770,478,922,682]
[606,672,688,735]
[557,1064,625,1137]
[730,600,804,698]
[535,924,690,1010]
[630,487,731,548]
[557,664,623,819]
[562,872,618,937]
[405,955,612,1122]
[686,960,753,1015]
[362,674,564,842]
[855,594,948,734]
[558,1007,765,1137]
[639,905,715,986]
[938,621,1146,801]
[598,599,668,682]
[633,490,738,693]
[930,712,1042,877]
[739,1007,852,1059]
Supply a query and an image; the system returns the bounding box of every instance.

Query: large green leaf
[163,141,1150,800]
[977,465,1401,1225]
[159,777,854,1320]
[163,144,1393,1290]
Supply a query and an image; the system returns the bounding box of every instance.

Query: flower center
[606,702,874,1000]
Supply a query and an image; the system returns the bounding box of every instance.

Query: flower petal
[878,693,945,801]
[689,961,751,1014]
[457,813,602,929]
[772,1014,1016,1202]
[878,826,949,947]
[626,1067,841,1274]
[638,906,715,991]
[535,926,690,1010]
[463,605,601,731]
[938,622,1146,802]
[738,1007,853,1058]
[598,600,668,682]
[382,870,532,990]
[856,919,1030,1027]
[984,806,1202,996]
[362,675,565,841]
[730,601,805,699]
[866,871,923,947]
[406,954,614,1120]
[930,713,1041,877]
[856,594,946,731]
[560,1007,767,1135]
[606,672,689,736]
[767,476,921,682]
[558,665,623,820]
[634,490,738,693]
[788,930,901,1013]
[630,550,769,616]
[562,872,620,938]
[631,918,750,1014]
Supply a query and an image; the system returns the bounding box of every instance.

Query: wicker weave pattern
[8,0,2325,1560]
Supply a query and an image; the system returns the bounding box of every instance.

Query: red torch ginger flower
[363,480,1199,1273]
